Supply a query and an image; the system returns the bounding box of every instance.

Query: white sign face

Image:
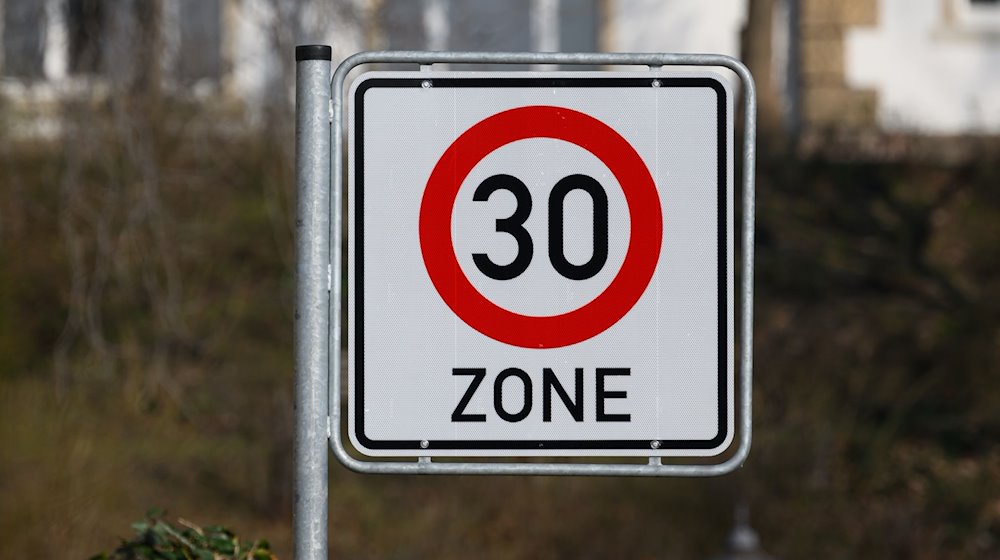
[348,71,734,457]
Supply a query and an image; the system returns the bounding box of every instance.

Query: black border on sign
[353,77,729,453]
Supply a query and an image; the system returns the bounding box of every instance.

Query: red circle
[419,105,662,348]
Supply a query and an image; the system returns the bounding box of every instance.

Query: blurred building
[1,0,998,151]
[745,0,1000,159]
[0,0,743,100]
[0,1,228,91]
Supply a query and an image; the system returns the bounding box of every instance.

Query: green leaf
[209,535,235,553]
[94,512,278,560]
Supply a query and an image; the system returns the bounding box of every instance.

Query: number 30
[472,173,609,281]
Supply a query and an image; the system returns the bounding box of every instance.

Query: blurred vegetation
[747,150,1000,558]
[0,93,298,557]
[1,88,999,559]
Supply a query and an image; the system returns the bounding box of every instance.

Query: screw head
[651,79,661,88]
[421,80,432,89]
[420,439,430,449]
[650,440,661,449]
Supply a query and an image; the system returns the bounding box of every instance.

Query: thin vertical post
[294,44,332,560]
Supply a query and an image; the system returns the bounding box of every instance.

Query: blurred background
[1,0,999,558]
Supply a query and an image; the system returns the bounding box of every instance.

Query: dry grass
[0,377,292,558]
[1,376,748,559]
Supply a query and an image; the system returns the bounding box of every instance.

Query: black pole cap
[296,45,332,62]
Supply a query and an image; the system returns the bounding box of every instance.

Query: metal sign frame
[294,46,755,558]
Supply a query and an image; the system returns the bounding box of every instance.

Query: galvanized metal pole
[294,44,332,560]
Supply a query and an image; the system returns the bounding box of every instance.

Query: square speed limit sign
[348,72,734,457]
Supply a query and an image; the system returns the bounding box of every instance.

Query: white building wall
[8,0,1000,137]
[226,0,365,116]
[229,0,279,108]
[42,0,67,81]
[608,0,747,57]
[846,0,1000,134]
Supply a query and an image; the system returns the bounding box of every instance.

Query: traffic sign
[348,72,734,457]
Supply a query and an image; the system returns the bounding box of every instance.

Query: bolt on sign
[348,71,734,457]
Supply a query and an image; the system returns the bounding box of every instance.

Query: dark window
[370,0,602,71]
[67,0,105,75]
[559,0,599,52]
[380,0,425,50]
[449,0,531,69]
[2,0,46,79]
[177,0,222,84]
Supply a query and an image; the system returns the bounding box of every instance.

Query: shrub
[91,509,276,560]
